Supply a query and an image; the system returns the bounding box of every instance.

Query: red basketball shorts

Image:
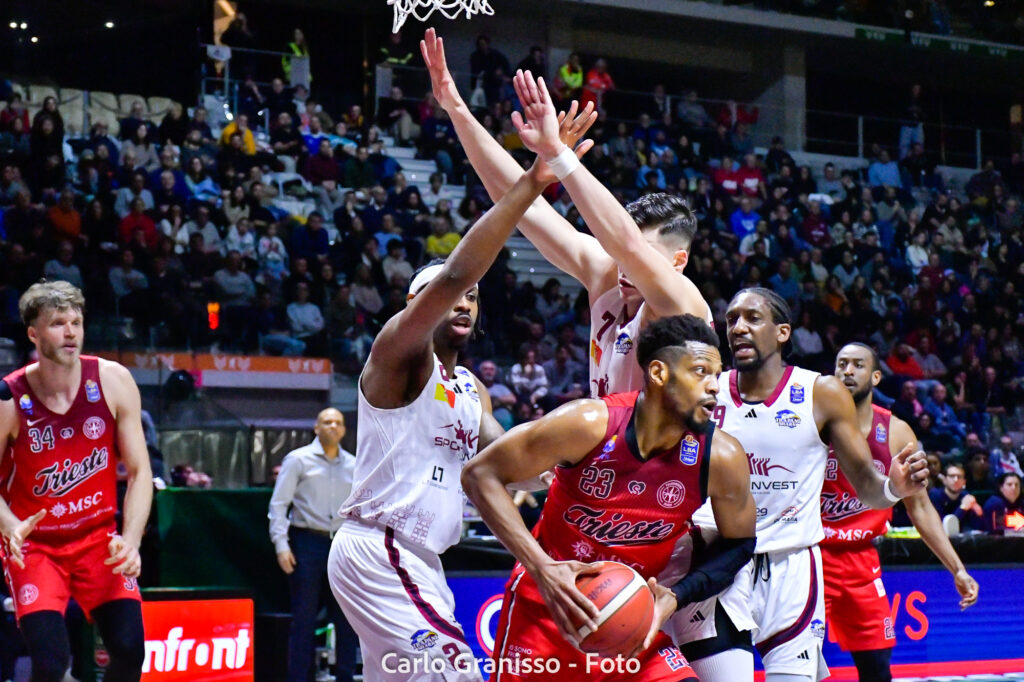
[2,525,141,621]
[489,571,698,682]
[820,543,895,652]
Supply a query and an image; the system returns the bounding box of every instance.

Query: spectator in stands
[801,199,830,248]
[470,34,511,105]
[925,383,966,447]
[46,187,82,244]
[381,241,413,288]
[350,262,383,320]
[554,53,583,105]
[476,360,515,430]
[254,291,305,356]
[419,106,458,180]
[109,247,150,322]
[158,102,189,147]
[214,250,257,349]
[271,112,307,174]
[219,113,257,155]
[43,241,84,290]
[182,204,223,256]
[223,185,251,228]
[32,97,64,141]
[541,344,586,410]
[368,140,401,185]
[899,83,925,160]
[291,212,329,265]
[184,156,220,204]
[153,170,187,221]
[119,100,152,141]
[343,146,376,191]
[258,222,289,281]
[965,448,996,494]
[379,30,414,66]
[377,86,419,147]
[0,116,30,166]
[990,435,1023,476]
[930,461,985,532]
[305,138,340,186]
[983,473,1023,535]
[425,215,460,259]
[282,29,311,84]
[188,106,215,146]
[287,281,326,357]
[119,197,159,250]
[0,92,29,132]
[225,218,258,265]
[581,58,615,114]
[729,196,760,240]
[509,348,548,407]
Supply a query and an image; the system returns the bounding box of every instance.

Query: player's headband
[408,263,446,296]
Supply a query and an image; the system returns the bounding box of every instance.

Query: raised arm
[365,162,549,403]
[421,29,616,295]
[513,70,711,321]
[817,375,928,508]
[462,399,608,642]
[892,417,978,609]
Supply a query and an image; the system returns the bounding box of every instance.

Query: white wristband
[883,477,901,504]
[545,145,580,181]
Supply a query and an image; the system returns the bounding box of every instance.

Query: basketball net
[388,0,494,33]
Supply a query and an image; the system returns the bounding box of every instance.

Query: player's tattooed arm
[817,375,928,507]
[420,28,616,296]
[462,399,608,641]
[892,417,979,609]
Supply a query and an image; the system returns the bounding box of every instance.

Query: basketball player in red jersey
[0,281,152,682]
[463,315,756,681]
[422,31,712,398]
[823,343,978,682]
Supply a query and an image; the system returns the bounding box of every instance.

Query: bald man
[269,408,358,682]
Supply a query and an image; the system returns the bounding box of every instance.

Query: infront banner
[140,599,254,680]
[448,566,1024,677]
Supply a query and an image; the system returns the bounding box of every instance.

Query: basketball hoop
[388,0,494,33]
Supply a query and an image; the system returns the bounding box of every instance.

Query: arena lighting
[983,0,995,6]
[105,21,115,28]
[19,22,26,29]
[30,36,37,43]
[8,22,16,29]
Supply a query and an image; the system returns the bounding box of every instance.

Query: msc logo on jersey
[410,629,439,651]
[875,423,887,442]
[85,380,101,403]
[774,410,802,428]
[680,434,699,465]
[789,383,805,404]
[18,395,33,415]
[614,332,633,355]
[657,480,686,509]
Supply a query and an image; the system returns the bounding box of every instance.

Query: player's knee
[851,649,892,682]
[105,626,146,670]
[29,652,70,682]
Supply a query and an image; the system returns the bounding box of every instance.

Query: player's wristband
[883,477,901,504]
[545,144,580,181]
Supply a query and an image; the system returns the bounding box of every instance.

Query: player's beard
[684,408,713,435]
[851,383,873,405]
[732,346,765,372]
[38,336,80,367]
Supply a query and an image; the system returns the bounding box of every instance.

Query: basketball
[571,561,655,657]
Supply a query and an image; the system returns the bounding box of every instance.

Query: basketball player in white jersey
[667,288,929,682]
[328,122,574,680]
[421,31,712,397]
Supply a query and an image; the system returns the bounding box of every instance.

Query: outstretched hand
[527,101,598,186]
[889,442,929,499]
[420,28,462,111]
[510,70,563,160]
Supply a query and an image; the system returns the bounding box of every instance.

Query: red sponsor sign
[141,599,254,681]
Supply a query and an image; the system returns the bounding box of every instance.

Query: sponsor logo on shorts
[875,423,887,443]
[83,416,106,440]
[411,629,439,651]
[657,480,686,509]
[124,577,138,592]
[679,434,699,465]
[18,584,38,606]
[810,619,825,640]
[790,383,805,404]
[614,332,633,355]
[884,617,895,640]
[774,409,802,428]
[85,380,101,403]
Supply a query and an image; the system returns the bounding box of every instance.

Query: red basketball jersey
[820,404,893,546]
[527,391,711,579]
[2,356,119,543]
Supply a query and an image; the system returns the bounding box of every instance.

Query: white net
[388,0,495,33]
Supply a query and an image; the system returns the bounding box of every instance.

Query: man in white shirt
[287,281,325,355]
[268,408,358,682]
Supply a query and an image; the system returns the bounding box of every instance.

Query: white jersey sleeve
[342,355,483,555]
[693,366,828,553]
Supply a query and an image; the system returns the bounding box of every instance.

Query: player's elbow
[460,459,490,505]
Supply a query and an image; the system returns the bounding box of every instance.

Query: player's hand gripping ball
[570,561,655,657]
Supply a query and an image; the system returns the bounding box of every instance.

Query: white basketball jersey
[342,355,482,555]
[588,286,715,398]
[693,366,828,553]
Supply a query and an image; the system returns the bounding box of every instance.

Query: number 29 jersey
[694,365,829,554]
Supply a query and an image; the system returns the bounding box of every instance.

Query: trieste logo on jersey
[679,434,699,465]
[18,394,32,415]
[614,332,633,355]
[563,504,675,546]
[820,490,868,521]
[774,409,802,428]
[32,447,110,497]
[657,480,686,509]
[875,423,887,442]
[790,383,805,404]
[83,416,106,440]
[85,379,101,403]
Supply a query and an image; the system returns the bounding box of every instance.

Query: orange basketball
[570,561,655,657]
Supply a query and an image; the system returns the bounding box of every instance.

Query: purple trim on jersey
[384,526,467,643]
[755,547,819,657]
[728,365,795,408]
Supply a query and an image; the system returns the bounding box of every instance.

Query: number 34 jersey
[694,366,829,554]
